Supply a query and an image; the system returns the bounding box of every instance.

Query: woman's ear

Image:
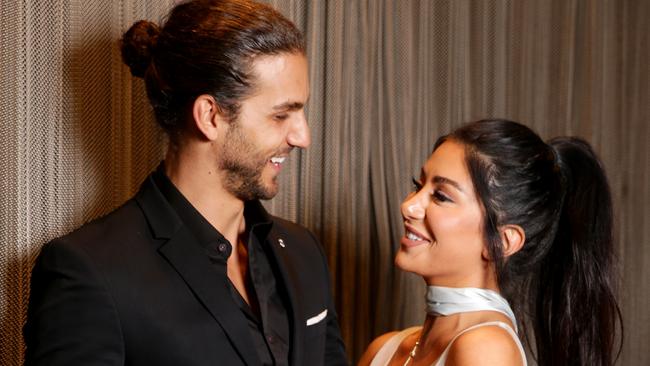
[499,224,525,257]
[192,94,225,141]
[482,225,525,260]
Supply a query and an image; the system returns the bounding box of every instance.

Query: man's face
[218,52,310,201]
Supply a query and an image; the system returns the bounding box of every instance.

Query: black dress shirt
[153,166,290,366]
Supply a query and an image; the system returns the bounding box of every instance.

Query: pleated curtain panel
[1,1,648,365]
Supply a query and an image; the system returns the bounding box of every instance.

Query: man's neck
[163,148,245,244]
[164,147,258,307]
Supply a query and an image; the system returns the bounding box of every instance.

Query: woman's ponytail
[534,137,623,365]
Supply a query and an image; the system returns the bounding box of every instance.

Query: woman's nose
[401,193,426,220]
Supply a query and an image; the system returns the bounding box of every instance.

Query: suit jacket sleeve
[24,239,124,365]
[324,289,348,366]
[311,231,349,366]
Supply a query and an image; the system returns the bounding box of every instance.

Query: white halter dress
[369,287,527,366]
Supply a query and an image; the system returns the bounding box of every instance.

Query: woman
[359,119,622,366]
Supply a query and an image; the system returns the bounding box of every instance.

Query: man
[23,1,348,365]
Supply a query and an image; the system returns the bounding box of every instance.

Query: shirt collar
[152,163,274,247]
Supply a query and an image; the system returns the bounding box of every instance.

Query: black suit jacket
[24,174,348,365]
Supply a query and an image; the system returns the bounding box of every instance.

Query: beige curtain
[1,1,648,365]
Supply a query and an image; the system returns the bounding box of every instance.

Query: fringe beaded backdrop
[1,1,648,365]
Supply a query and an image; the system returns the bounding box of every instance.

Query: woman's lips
[401,224,432,247]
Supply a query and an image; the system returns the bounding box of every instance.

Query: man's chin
[258,183,279,200]
[254,175,279,199]
[235,181,278,201]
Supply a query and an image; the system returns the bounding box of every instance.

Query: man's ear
[481,224,526,260]
[192,94,225,141]
[499,224,525,257]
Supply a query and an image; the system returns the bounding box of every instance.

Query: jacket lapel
[135,175,261,366]
[265,229,306,366]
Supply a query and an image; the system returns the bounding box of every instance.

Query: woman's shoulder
[357,327,420,366]
[445,322,524,366]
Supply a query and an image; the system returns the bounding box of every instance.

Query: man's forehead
[245,53,309,104]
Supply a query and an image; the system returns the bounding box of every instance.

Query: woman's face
[395,140,488,286]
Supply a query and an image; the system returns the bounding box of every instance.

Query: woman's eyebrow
[433,175,464,193]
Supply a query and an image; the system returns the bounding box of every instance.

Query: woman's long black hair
[435,119,622,365]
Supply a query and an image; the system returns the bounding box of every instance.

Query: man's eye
[411,177,423,191]
[273,114,289,121]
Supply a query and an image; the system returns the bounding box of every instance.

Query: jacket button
[217,243,228,252]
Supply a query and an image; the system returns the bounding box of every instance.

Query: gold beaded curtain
[1,1,648,365]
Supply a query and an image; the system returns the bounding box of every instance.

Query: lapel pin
[278,238,285,248]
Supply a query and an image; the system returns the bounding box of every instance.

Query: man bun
[120,20,160,78]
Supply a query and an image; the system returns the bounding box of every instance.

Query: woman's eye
[432,190,452,202]
[411,177,423,191]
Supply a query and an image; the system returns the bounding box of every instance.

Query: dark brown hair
[435,119,622,366]
[120,0,305,134]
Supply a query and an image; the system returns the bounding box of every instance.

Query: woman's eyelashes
[411,177,454,203]
[412,177,423,191]
[432,190,452,203]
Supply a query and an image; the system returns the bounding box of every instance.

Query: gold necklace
[404,317,436,366]
[402,340,419,366]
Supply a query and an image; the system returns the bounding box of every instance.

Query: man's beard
[219,123,281,201]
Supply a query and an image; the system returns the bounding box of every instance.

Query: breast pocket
[303,310,327,365]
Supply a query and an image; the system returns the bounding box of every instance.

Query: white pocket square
[306,309,328,326]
